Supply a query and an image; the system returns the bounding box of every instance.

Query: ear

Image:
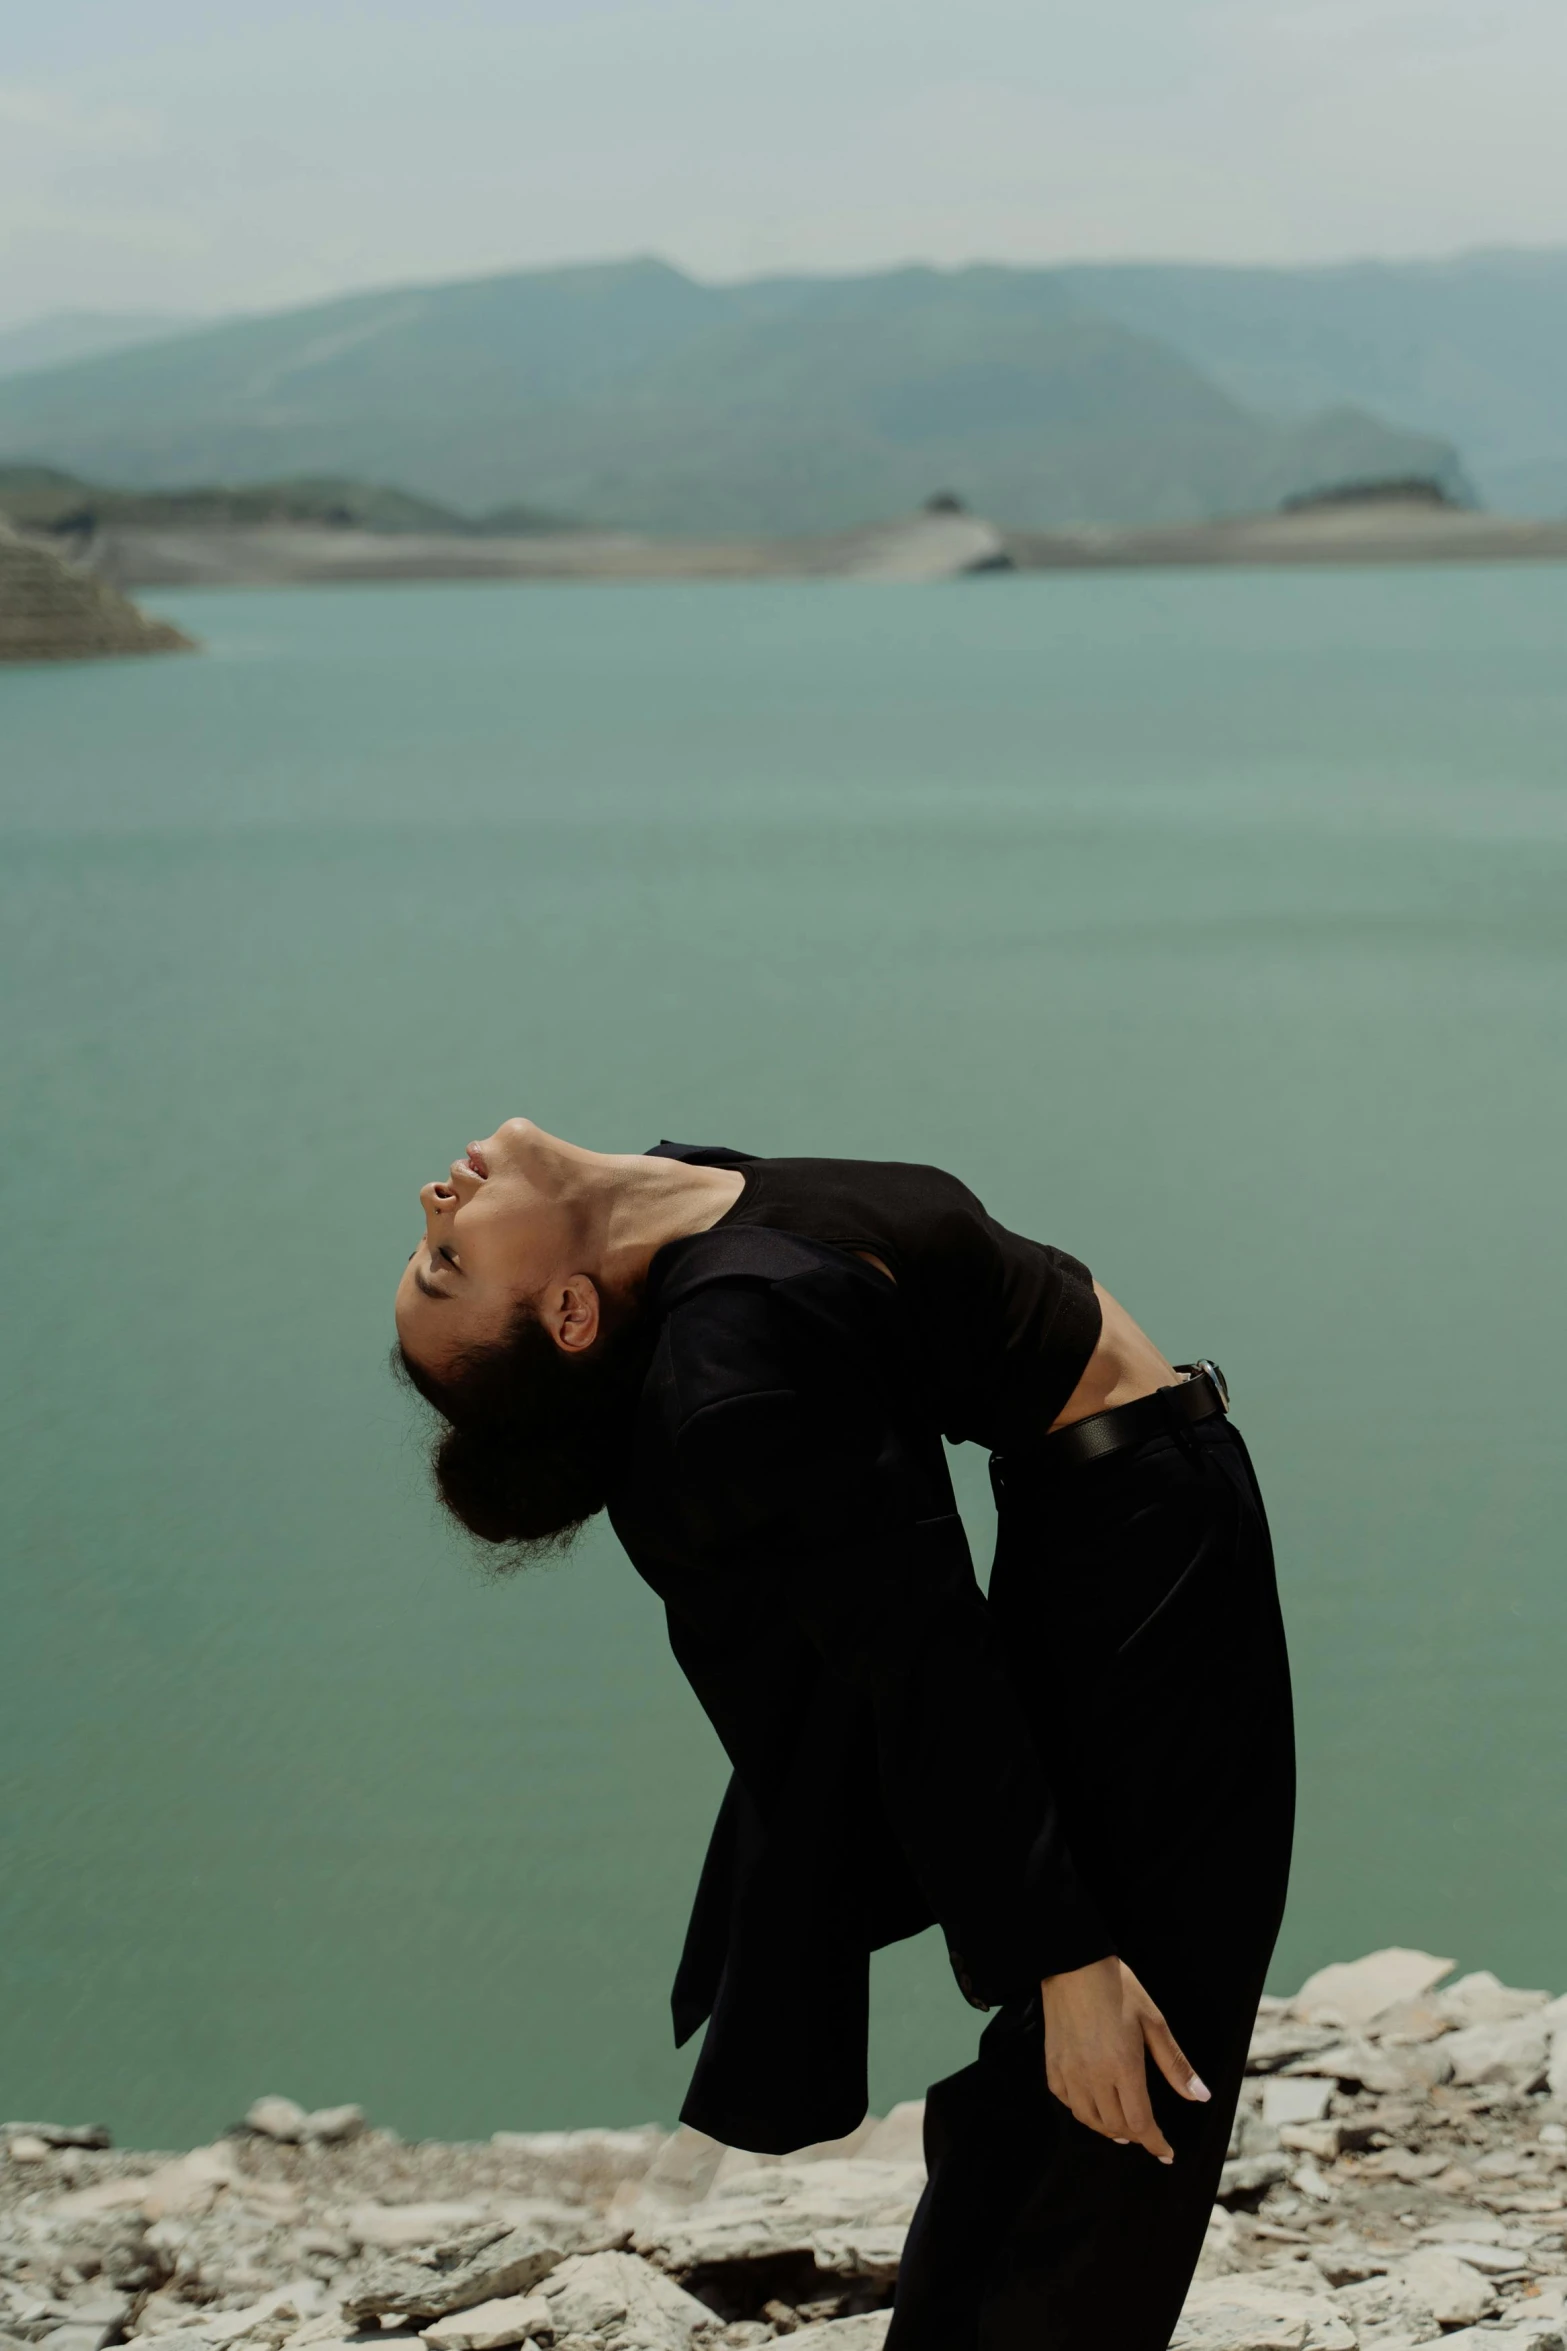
[542,1274,602,1356]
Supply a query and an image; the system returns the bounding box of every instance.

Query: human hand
[1040,1955,1210,2161]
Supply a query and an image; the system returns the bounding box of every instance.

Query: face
[394,1118,599,1377]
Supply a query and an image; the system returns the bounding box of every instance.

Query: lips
[465,1143,489,1178]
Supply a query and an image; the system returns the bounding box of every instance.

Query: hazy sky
[4,0,1567,325]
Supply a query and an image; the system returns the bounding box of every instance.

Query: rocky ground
[5,1952,1566,2351]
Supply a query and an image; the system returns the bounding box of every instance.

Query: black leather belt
[993,1360,1231,1489]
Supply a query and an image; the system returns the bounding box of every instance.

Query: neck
[574,1150,743,1299]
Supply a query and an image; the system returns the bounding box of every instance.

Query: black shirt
[655,1145,1102,1449]
[611,1147,1116,2153]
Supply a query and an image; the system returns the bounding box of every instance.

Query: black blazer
[608,1210,1113,2154]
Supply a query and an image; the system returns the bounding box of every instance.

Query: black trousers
[886,1415,1295,2351]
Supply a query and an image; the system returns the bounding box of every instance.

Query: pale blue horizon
[4,0,1567,327]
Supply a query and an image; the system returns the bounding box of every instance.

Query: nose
[418,1161,480,1217]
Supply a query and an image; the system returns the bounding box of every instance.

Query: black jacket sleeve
[667,1277,1116,2001]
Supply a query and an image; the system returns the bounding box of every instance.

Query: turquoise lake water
[3,570,1565,2148]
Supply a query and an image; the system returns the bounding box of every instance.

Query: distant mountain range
[0,310,202,380]
[1062,250,1567,518]
[0,251,1559,533]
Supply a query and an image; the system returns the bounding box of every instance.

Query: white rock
[1438,1973,1551,2028]
[789,2118,885,2163]
[2,2300,50,2335]
[1247,2022,1345,2075]
[1370,1998,1453,2045]
[150,2144,248,2219]
[237,2185,304,2229]
[1432,2327,1563,2351]
[1292,1951,1453,2029]
[343,2226,564,2324]
[489,2129,663,2163]
[60,2297,131,2332]
[1173,2275,1355,2351]
[39,2329,115,2351]
[1279,2124,1348,2162]
[708,2148,782,2193]
[295,2228,353,2259]
[633,2160,923,2274]
[301,2107,365,2145]
[1218,2154,1291,2202]
[130,2286,201,2335]
[6,2134,51,2163]
[2,2121,111,2149]
[633,2199,828,2268]
[139,2288,324,2351]
[707,2160,919,2216]
[539,2252,713,2351]
[1391,2252,1495,2327]
[486,2203,605,2257]
[1316,2252,1391,2288]
[1172,2299,1308,2349]
[278,2319,360,2351]
[1284,2040,1452,2095]
[341,2205,490,2251]
[246,2100,309,2145]
[620,2128,726,2213]
[47,2143,243,2223]
[1365,2148,1448,2185]
[1330,2273,1440,2343]
[233,2291,326,2345]
[1195,2206,1248,2281]
[1262,2080,1333,2128]
[1549,2030,1567,2102]
[856,2105,926,2167]
[421,2294,554,2350]
[1414,2238,1536,2276]
[1442,2017,1550,2087]
[782,2319,891,2351]
[811,2226,907,2283]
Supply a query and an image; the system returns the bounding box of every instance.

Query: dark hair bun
[396,1308,645,1560]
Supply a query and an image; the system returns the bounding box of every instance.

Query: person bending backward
[394,1124,1295,2351]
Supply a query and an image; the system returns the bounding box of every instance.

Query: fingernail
[1187,2075,1211,2101]
[1113,2137,1129,2144]
[1159,2153,1174,2165]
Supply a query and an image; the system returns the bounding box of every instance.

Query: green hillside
[0,259,1464,536]
[0,463,564,535]
[1069,251,1567,516]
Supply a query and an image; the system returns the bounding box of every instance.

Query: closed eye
[412,1243,461,1299]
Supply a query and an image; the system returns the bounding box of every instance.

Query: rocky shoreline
[5,1952,1566,2351]
[0,520,194,663]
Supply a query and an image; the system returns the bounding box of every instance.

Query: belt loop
[1162,1377,1202,1470]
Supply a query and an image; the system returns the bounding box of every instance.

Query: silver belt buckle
[1188,1357,1229,1411]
